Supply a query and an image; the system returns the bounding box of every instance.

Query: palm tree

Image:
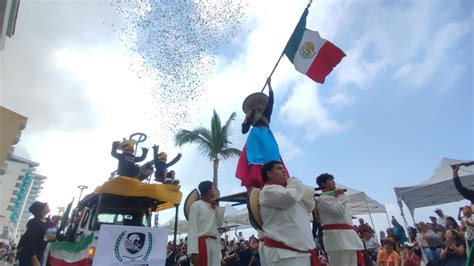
[174,110,241,189]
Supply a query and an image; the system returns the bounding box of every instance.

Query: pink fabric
[235,144,290,189]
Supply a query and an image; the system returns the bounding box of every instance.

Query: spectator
[376,239,401,266]
[237,241,255,266]
[416,222,443,265]
[407,227,423,258]
[434,208,448,227]
[390,217,407,250]
[401,242,420,266]
[358,218,375,237]
[461,206,474,250]
[17,202,54,266]
[440,229,466,266]
[362,230,379,262]
[446,216,460,230]
[429,216,445,236]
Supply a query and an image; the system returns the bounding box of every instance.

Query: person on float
[187,181,225,266]
[315,173,364,266]
[259,161,317,266]
[236,78,289,189]
[111,138,148,177]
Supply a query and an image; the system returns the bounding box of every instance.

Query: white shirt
[438,215,447,227]
[187,199,225,255]
[316,192,364,252]
[463,216,474,240]
[259,177,315,263]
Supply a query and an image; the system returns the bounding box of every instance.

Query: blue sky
[2,0,473,235]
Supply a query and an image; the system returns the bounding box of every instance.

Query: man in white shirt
[315,173,364,266]
[259,161,316,266]
[187,181,225,266]
[434,208,447,227]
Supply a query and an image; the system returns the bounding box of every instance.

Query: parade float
[44,134,183,266]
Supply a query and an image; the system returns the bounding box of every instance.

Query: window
[7,206,13,211]
[12,191,18,195]
[17,176,23,181]
[15,183,21,188]
[10,198,15,203]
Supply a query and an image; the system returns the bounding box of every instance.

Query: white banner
[93,225,167,266]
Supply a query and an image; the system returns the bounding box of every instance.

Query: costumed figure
[156,145,182,184]
[258,161,317,266]
[111,138,148,178]
[139,145,181,184]
[187,181,225,266]
[315,173,364,266]
[236,78,289,189]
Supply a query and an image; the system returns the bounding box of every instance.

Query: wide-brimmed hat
[247,188,263,230]
[29,201,47,217]
[184,189,199,221]
[403,242,415,248]
[242,93,268,114]
[183,188,221,220]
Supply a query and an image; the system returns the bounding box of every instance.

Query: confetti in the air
[110,0,249,145]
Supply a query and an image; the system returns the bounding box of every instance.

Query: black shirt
[18,218,49,258]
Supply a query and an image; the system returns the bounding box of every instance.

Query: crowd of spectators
[165,232,262,266]
[355,207,471,266]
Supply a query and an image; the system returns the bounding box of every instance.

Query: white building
[0,155,47,244]
[0,0,21,50]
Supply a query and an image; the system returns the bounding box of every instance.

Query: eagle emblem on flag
[299,41,316,59]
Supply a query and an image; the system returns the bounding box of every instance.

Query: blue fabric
[246,127,280,165]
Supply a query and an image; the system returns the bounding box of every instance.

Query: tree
[175,110,241,189]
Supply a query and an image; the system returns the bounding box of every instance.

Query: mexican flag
[45,234,93,266]
[284,7,345,84]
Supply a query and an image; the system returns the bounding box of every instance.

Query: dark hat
[29,201,47,217]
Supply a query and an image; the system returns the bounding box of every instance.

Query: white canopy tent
[394,158,474,219]
[336,183,387,215]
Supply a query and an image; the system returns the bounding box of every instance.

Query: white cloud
[272,132,302,161]
[280,80,348,139]
[391,20,471,88]
[325,91,354,108]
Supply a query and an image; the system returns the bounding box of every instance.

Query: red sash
[264,238,320,266]
[322,224,354,230]
[198,236,217,265]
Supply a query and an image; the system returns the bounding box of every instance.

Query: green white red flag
[45,234,93,266]
[284,7,345,84]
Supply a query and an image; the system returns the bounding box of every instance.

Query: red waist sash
[323,224,354,230]
[264,238,320,266]
[198,236,217,265]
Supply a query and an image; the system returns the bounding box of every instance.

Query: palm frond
[218,147,241,160]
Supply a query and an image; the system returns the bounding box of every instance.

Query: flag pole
[260,0,313,93]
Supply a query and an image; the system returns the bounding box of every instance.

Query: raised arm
[259,177,304,209]
[317,193,347,218]
[135,147,149,162]
[167,153,182,167]
[263,79,274,119]
[453,164,474,201]
[111,141,120,159]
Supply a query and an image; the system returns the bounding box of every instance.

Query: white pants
[192,238,221,266]
[327,250,357,266]
[259,242,267,266]
[266,255,311,266]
